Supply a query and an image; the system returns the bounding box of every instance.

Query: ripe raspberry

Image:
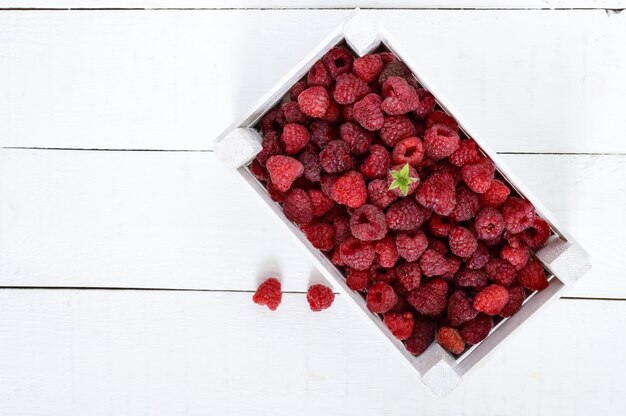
[384,312,414,340]
[445,256,461,277]
[353,54,383,82]
[447,290,479,327]
[387,163,420,197]
[320,173,337,197]
[380,115,417,147]
[353,93,384,131]
[297,86,330,118]
[283,188,313,224]
[448,226,478,258]
[405,318,436,356]
[385,198,430,231]
[378,59,412,85]
[330,248,343,266]
[281,123,310,154]
[396,230,428,262]
[256,131,282,166]
[252,277,282,311]
[500,244,529,271]
[413,88,436,119]
[373,235,399,268]
[332,214,351,246]
[415,172,457,216]
[424,123,460,160]
[320,140,354,173]
[407,278,448,316]
[485,258,517,286]
[465,243,490,270]
[360,144,392,179]
[502,197,536,234]
[419,249,459,278]
[345,268,369,292]
[390,291,410,312]
[298,149,321,183]
[450,186,480,222]
[449,139,482,167]
[366,282,398,313]
[350,204,387,241]
[249,159,268,182]
[370,265,396,283]
[520,217,551,248]
[266,181,287,203]
[282,101,308,124]
[473,284,509,315]
[475,207,505,240]
[500,286,526,317]
[322,46,354,79]
[392,137,424,166]
[426,111,458,130]
[330,171,367,208]
[302,222,334,251]
[307,189,333,218]
[396,262,422,291]
[460,314,493,345]
[333,73,371,105]
[455,268,488,290]
[266,155,304,192]
[381,76,420,115]
[261,107,285,135]
[517,259,549,291]
[480,179,510,208]
[339,236,375,271]
[339,122,374,154]
[461,158,494,193]
[321,98,341,123]
[307,284,335,312]
[307,60,331,87]
[436,327,465,355]
[367,179,398,209]
[290,81,308,100]
[309,120,336,148]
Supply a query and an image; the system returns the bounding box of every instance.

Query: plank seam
[0,7,622,11]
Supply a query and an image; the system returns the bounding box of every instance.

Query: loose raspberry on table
[502,197,536,234]
[449,139,482,167]
[345,268,370,292]
[252,277,282,311]
[320,140,354,174]
[461,158,494,193]
[353,93,385,131]
[415,172,457,216]
[282,101,308,124]
[464,242,491,271]
[333,73,371,105]
[426,111,458,130]
[360,144,392,179]
[373,235,399,268]
[297,86,330,118]
[500,243,529,271]
[281,123,310,154]
[396,262,422,292]
[384,312,415,340]
[475,207,505,240]
[350,204,387,241]
[330,171,367,208]
[307,284,335,312]
[396,230,428,262]
[405,318,437,356]
[298,149,321,183]
[473,284,509,315]
[283,188,314,224]
[256,131,282,166]
[307,60,331,87]
[387,163,420,197]
[407,278,449,316]
[380,115,417,147]
[480,179,510,208]
[392,137,424,166]
[378,59,412,85]
[290,81,308,100]
[460,314,493,345]
[367,178,398,209]
[485,258,517,286]
[437,327,466,355]
[370,265,396,283]
[447,290,479,326]
[339,122,374,154]
[450,186,480,222]
[386,198,430,231]
[322,46,354,79]
[517,259,549,291]
[339,236,375,271]
[448,226,478,258]
[353,54,383,83]
[500,286,526,317]
[309,120,336,148]
[424,123,460,160]
[266,155,304,193]
[413,88,436,119]
[366,281,398,313]
[520,217,551,248]
[302,222,335,251]
[381,76,420,115]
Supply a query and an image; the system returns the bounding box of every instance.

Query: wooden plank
[0,289,623,415]
[0,149,623,298]
[0,9,625,152]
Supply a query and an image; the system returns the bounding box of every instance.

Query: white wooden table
[1,2,625,415]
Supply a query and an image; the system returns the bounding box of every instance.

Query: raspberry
[298,149,321,183]
[249,159,268,182]
[342,104,355,121]
[302,222,334,251]
[373,235,399,268]
[381,76,420,115]
[345,268,369,292]
[500,286,526,317]
[283,188,313,224]
[281,123,310,154]
[320,173,337,197]
[385,198,430,231]
[405,318,436,356]
[266,155,304,192]
[426,111,458,130]
[384,312,414,340]
[429,239,448,255]
[319,140,353,173]
[321,98,341,123]
[502,197,536,233]
[396,262,422,291]
[436,327,465,355]
[339,122,374,154]
[339,236,375,271]
[306,189,333,218]
[332,214,351,246]
[252,277,282,311]
[517,259,549,291]
[500,244,529,271]
[454,268,488,290]
[330,171,367,208]
[307,284,335,312]
[473,284,509,315]
[485,258,517,286]
[307,60,331,87]
[266,181,287,203]
[353,93,385,131]
[413,88,436,119]
[450,186,480,222]
[448,226,478,258]
[370,265,396,283]
[378,59,412,85]
[333,73,370,105]
[367,178,398,209]
[419,249,459,277]
[449,139,482,167]
[407,278,448,316]
[350,204,387,241]
[480,179,511,208]
[415,172,457,216]
[261,107,285,135]
[460,314,493,345]
[387,163,420,197]
[447,290,479,326]
[520,217,551,248]
[353,54,383,82]
[256,131,282,166]
[360,144,392,179]
[464,242,491,270]
[297,86,330,118]
[445,256,461,277]
[475,207,505,240]
[392,137,424,166]
[282,101,308,124]
[380,115,417,147]
[309,120,336,148]
[290,81,308,100]
[366,282,398,313]
[396,230,428,262]
[331,249,343,266]
[424,123,460,160]
[461,158,494,193]
[322,47,354,79]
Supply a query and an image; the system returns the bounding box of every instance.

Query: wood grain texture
[1,9,625,152]
[0,150,622,298]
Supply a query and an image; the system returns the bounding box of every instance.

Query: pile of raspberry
[249,47,551,357]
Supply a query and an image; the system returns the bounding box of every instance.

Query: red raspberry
[266,155,304,192]
[449,139,482,167]
[307,189,334,217]
[307,60,331,87]
[339,122,374,154]
[309,120,336,148]
[282,101,308,124]
[330,171,367,208]
[297,86,330,118]
[444,256,462,279]
[353,54,383,82]
[500,244,529,271]
[322,46,354,79]
[353,93,384,131]
[450,186,480,222]
[480,179,511,208]
[330,249,344,266]
[320,173,337,197]
[261,107,285,135]
[380,115,417,147]
[460,314,493,345]
[461,158,494,193]
[407,278,448,316]
[424,123,460,160]
[252,277,282,311]
[447,290,479,326]
[266,181,287,203]
[520,217,551,248]
[502,197,536,233]
[307,284,335,312]
[373,235,399,268]
[500,286,526,317]
[385,198,430,231]
[426,111,458,130]
[429,240,449,256]
[413,88,436,119]
[283,188,313,224]
[321,98,341,123]
[384,312,414,340]
[396,230,428,262]
[345,268,369,292]
[366,281,398,313]
[392,137,424,166]
[448,226,478,258]
[475,207,505,240]
[302,222,334,251]
[333,73,370,105]
[298,149,321,183]
[484,258,517,286]
[454,268,488,290]
[256,131,282,166]
[474,284,509,315]
[332,214,351,246]
[378,59,412,85]
[517,259,549,291]
[464,243,490,270]
[280,123,310,154]
[405,318,436,356]
[290,81,308,100]
[387,163,420,197]
[381,76,420,115]
[360,144,392,179]
[419,249,460,278]
[436,327,465,355]
[370,265,396,283]
[342,104,355,122]
[350,204,387,241]
[415,172,456,216]
[396,262,422,291]
[249,159,268,182]
[367,179,398,209]
[339,236,375,271]
[483,235,503,247]
[320,140,353,174]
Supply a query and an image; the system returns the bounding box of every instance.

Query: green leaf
[387,163,418,197]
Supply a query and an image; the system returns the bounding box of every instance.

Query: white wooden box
[214,11,591,396]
